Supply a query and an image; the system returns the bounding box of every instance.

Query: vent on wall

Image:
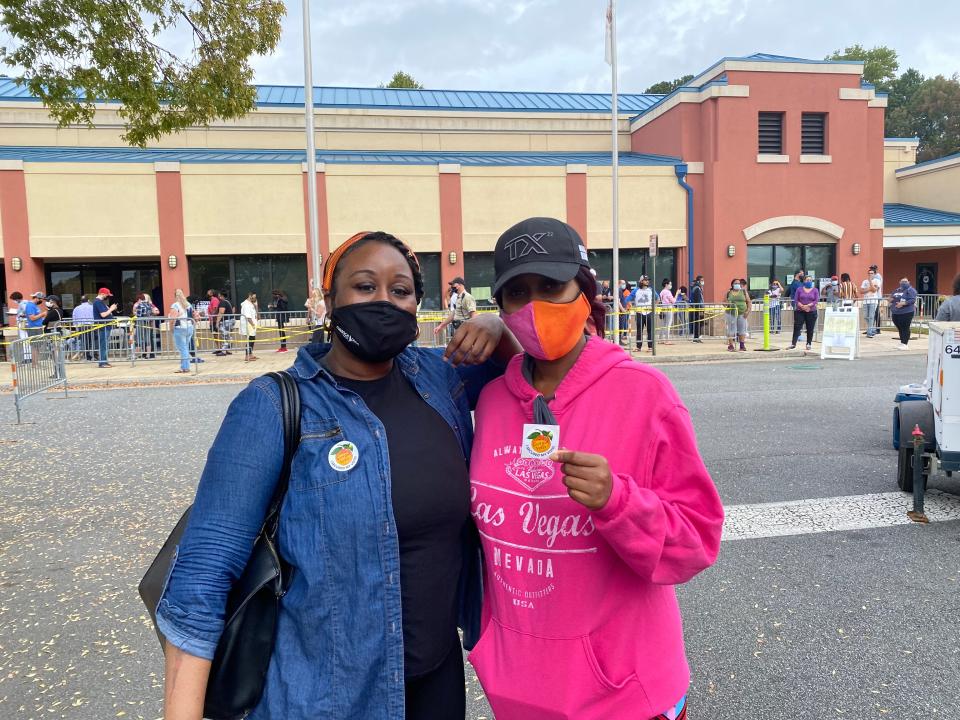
[758,112,784,154]
[801,113,827,155]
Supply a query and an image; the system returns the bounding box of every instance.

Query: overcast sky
[250,0,960,93]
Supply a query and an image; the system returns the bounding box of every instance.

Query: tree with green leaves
[381,71,423,90]
[0,0,285,147]
[911,74,960,162]
[885,68,927,139]
[826,45,899,91]
[644,75,694,94]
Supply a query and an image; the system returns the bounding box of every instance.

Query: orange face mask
[501,293,592,361]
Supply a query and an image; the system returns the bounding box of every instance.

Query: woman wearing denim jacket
[159,231,520,720]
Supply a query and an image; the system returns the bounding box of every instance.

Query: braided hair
[326,231,424,303]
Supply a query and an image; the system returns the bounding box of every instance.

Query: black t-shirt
[42,306,62,330]
[335,364,470,679]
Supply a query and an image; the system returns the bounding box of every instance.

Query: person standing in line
[935,274,960,321]
[268,289,290,353]
[435,277,477,338]
[789,275,820,352]
[468,216,723,720]
[838,273,859,307]
[633,276,654,352]
[725,279,750,352]
[768,279,784,334]
[675,286,688,338]
[69,295,96,360]
[822,276,840,307]
[240,291,259,362]
[212,290,235,356]
[861,268,881,337]
[870,263,884,330]
[659,278,676,345]
[305,286,326,338]
[169,289,198,374]
[42,295,66,378]
[788,270,804,305]
[91,288,117,369]
[890,278,918,350]
[689,275,705,343]
[205,289,221,354]
[133,291,159,358]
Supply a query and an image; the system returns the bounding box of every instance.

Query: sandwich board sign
[820,306,859,360]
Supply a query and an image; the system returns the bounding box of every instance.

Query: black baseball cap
[448,276,465,286]
[492,217,590,295]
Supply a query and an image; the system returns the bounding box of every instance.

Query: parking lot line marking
[722,489,960,541]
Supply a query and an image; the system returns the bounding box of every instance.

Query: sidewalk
[0,329,928,391]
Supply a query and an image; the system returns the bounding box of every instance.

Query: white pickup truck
[892,321,960,492]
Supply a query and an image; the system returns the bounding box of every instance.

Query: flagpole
[609,0,620,344]
[302,0,321,289]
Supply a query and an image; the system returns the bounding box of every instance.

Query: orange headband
[322,231,421,295]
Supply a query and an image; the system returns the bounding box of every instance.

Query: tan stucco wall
[181,164,305,255]
[326,165,441,252]
[0,103,634,153]
[460,167,566,251]
[897,162,960,214]
[882,142,919,203]
[585,167,686,249]
[24,163,160,257]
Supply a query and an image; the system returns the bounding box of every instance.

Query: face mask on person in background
[733,283,742,291]
[330,301,419,363]
[900,281,909,289]
[501,293,591,361]
[666,284,672,291]
[804,281,814,289]
[832,280,838,286]
[45,301,53,308]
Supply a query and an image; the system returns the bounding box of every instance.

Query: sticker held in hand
[522,424,560,459]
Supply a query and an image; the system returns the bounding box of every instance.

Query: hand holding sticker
[549,449,613,510]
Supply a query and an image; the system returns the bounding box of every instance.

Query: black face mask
[330,301,418,363]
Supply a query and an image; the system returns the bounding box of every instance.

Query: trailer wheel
[897,446,914,493]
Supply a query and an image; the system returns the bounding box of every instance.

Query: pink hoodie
[468,336,724,720]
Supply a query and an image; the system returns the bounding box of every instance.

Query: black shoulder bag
[139,370,301,720]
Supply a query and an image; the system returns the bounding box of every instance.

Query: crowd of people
[3,286,330,374]
[593,263,926,352]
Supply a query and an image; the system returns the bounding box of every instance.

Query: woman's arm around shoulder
[587,398,724,585]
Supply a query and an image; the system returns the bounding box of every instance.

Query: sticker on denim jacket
[328,441,359,471]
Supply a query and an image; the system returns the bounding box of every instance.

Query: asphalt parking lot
[0,353,957,719]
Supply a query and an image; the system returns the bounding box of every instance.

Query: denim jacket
[155,343,498,719]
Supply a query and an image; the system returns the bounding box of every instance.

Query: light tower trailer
[892,322,960,513]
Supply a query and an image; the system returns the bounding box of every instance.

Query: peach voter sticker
[522,424,560,459]
[328,441,359,471]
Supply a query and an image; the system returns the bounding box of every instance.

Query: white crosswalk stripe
[722,489,960,541]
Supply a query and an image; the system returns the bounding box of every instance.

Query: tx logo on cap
[504,232,551,261]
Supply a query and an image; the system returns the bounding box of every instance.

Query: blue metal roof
[894,151,960,174]
[884,203,960,226]
[0,76,661,114]
[255,85,663,113]
[0,145,680,167]
[744,52,858,64]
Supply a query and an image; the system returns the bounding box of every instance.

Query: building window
[417,253,442,311]
[189,254,308,311]
[801,113,827,155]
[748,244,836,292]
[463,252,496,307]
[758,112,784,154]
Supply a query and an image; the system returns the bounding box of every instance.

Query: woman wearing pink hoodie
[468,217,724,720]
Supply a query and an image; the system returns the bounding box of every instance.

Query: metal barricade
[9,333,68,423]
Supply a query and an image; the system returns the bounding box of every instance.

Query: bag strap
[263,371,302,538]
